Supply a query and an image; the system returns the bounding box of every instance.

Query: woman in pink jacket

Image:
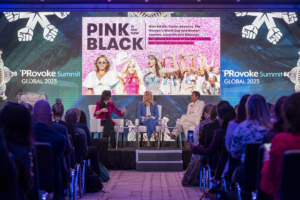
[94,90,126,148]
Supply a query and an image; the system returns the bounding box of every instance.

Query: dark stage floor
[106,146,192,171]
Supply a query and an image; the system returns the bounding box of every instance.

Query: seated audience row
[0,98,99,200]
[188,93,300,200]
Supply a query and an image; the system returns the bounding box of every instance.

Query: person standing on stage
[94,90,126,148]
[83,55,119,95]
[168,91,205,147]
[137,91,159,148]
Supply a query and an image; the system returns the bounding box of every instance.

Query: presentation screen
[82,17,220,95]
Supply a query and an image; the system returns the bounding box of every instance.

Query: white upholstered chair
[135,105,163,149]
[88,105,124,149]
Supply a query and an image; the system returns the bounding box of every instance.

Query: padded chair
[34,142,54,193]
[0,153,18,200]
[26,146,48,200]
[280,150,300,200]
[88,105,124,149]
[135,105,163,149]
[233,143,260,200]
[252,145,272,200]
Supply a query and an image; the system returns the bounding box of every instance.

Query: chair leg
[140,133,143,148]
[162,130,164,148]
[70,169,75,200]
[116,127,119,150]
[179,132,182,149]
[121,133,124,148]
[157,128,161,149]
[81,160,86,196]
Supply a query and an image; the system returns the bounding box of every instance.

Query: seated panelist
[94,90,126,148]
[137,91,159,148]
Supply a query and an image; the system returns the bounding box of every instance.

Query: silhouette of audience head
[0,103,32,145]
[65,109,78,125]
[235,94,250,123]
[218,105,236,130]
[73,108,81,122]
[246,94,272,129]
[79,110,88,125]
[283,93,300,135]
[33,100,52,127]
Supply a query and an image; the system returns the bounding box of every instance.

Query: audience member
[169,91,205,147]
[221,94,250,178]
[200,100,230,148]
[230,94,272,186]
[52,98,76,145]
[0,130,17,197]
[137,91,159,148]
[20,101,33,113]
[79,110,88,125]
[194,104,216,146]
[74,108,93,146]
[65,109,101,176]
[200,103,213,121]
[225,94,250,153]
[33,100,66,200]
[51,123,72,156]
[261,96,287,144]
[234,104,239,114]
[65,109,88,157]
[261,93,300,200]
[188,105,236,181]
[0,103,33,199]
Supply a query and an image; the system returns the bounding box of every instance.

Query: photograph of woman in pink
[115,59,146,95]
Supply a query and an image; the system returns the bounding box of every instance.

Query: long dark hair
[271,96,287,133]
[100,90,112,102]
[218,105,236,130]
[235,94,250,123]
[283,93,300,135]
[209,105,218,121]
[247,94,272,129]
[79,110,88,125]
[0,103,32,146]
[148,53,161,78]
[52,98,64,117]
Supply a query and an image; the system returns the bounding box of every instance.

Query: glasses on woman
[97,61,107,64]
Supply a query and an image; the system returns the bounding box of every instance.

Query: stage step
[136,150,183,172]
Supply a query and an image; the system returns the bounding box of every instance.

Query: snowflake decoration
[3,12,70,42]
[235,12,298,45]
[128,12,173,18]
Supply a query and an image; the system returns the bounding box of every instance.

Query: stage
[107,147,191,171]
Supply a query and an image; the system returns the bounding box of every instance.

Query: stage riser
[136,150,183,172]
[138,153,182,161]
[136,163,183,172]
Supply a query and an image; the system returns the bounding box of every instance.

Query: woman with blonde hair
[115,59,146,95]
[137,91,159,148]
[230,94,272,186]
[83,55,119,95]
